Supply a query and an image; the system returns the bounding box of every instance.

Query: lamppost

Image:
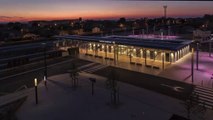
[163,5,167,19]
[209,37,212,57]
[124,27,127,36]
[89,78,96,96]
[142,29,145,38]
[42,42,47,87]
[196,42,200,70]
[132,27,135,35]
[101,25,104,36]
[191,48,194,84]
[153,25,156,35]
[113,41,116,65]
[211,74,213,88]
[132,22,137,35]
[34,78,38,104]
[168,26,171,36]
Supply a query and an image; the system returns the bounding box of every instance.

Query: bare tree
[106,69,120,105]
[183,92,206,119]
[69,63,79,89]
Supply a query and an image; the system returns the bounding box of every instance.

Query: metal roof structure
[54,35,192,51]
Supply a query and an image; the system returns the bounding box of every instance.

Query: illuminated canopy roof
[54,35,192,51]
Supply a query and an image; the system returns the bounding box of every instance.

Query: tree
[118,17,126,24]
[183,92,206,119]
[106,69,120,105]
[69,63,79,89]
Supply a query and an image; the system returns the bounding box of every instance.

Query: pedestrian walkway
[159,52,213,88]
[79,52,213,88]
[193,85,213,109]
[15,73,213,120]
[0,88,33,107]
[81,64,108,73]
[78,54,162,76]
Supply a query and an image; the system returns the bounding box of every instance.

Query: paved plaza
[159,52,213,88]
[79,51,213,88]
[0,51,212,120]
[15,72,213,120]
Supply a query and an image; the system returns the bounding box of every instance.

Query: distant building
[193,29,211,41]
[72,29,84,35]
[23,33,39,40]
[29,19,79,27]
[92,27,101,33]
[59,31,69,36]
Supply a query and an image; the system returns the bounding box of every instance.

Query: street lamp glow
[44,76,46,82]
[119,23,124,28]
[34,78,38,87]
[171,53,174,58]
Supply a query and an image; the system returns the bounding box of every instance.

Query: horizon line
[0,14,211,23]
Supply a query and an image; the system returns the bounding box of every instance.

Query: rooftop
[54,35,192,51]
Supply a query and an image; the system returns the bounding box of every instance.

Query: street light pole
[89,78,96,96]
[211,74,213,88]
[132,27,134,35]
[196,43,199,70]
[191,48,194,84]
[42,43,47,87]
[113,41,116,65]
[209,38,212,57]
[34,78,38,104]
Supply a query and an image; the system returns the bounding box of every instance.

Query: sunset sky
[0,0,212,22]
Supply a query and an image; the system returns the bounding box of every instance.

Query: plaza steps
[193,85,213,109]
[78,63,99,71]
[81,64,108,73]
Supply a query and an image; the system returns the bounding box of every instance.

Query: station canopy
[54,35,192,51]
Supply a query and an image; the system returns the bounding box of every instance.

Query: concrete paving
[159,52,213,88]
[78,51,213,88]
[16,72,213,120]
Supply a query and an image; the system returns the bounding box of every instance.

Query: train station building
[54,35,192,69]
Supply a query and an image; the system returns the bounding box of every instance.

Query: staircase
[193,85,213,109]
[80,63,108,73]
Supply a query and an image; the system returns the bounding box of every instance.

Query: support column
[92,44,95,56]
[86,43,88,55]
[162,52,165,70]
[154,51,157,61]
[105,44,107,59]
[177,51,179,60]
[171,52,174,63]
[140,49,143,58]
[129,48,132,63]
[95,44,98,56]
[116,45,119,63]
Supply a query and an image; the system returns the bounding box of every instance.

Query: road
[94,66,194,100]
[0,56,91,93]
